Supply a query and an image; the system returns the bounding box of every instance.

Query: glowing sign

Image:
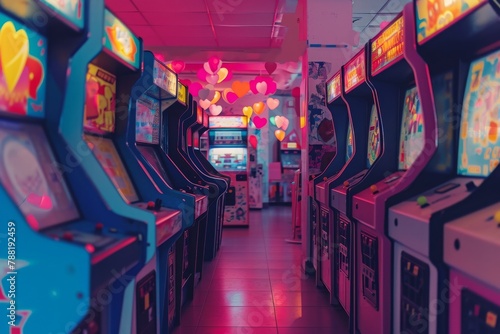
[326,73,341,103]
[371,16,404,76]
[209,116,248,128]
[344,50,366,93]
[416,0,486,43]
[40,0,84,29]
[153,61,176,96]
[177,82,187,104]
[103,9,140,70]
[84,64,116,134]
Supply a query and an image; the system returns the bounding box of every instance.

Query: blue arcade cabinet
[57,2,189,333]
[0,1,147,333]
[127,50,211,328]
[183,102,230,259]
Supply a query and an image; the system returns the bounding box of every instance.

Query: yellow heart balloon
[211,91,221,104]
[275,129,286,141]
[242,106,253,118]
[300,116,307,129]
[253,101,265,115]
[217,68,229,83]
[0,22,29,92]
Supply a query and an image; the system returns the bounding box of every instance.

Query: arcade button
[370,185,378,194]
[146,201,155,210]
[323,177,327,181]
[85,244,95,254]
[95,223,104,233]
[62,232,74,241]
[417,196,429,208]
[343,181,349,187]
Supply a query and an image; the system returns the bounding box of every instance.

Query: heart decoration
[242,106,253,118]
[253,101,265,115]
[300,116,306,128]
[266,98,280,110]
[197,68,207,81]
[179,79,191,87]
[249,135,258,149]
[189,82,203,97]
[203,62,213,74]
[217,68,229,83]
[226,92,239,104]
[275,130,286,141]
[256,82,268,95]
[27,193,53,210]
[206,74,219,85]
[210,91,221,104]
[0,22,29,92]
[253,116,267,129]
[209,104,223,116]
[275,116,289,131]
[250,76,278,95]
[208,56,222,73]
[26,57,43,99]
[292,87,300,97]
[270,116,276,126]
[207,89,216,101]
[199,99,211,110]
[170,60,185,73]
[265,62,277,75]
[198,88,210,100]
[232,81,250,98]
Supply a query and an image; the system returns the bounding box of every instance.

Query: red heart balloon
[197,68,207,81]
[253,116,268,129]
[171,60,185,73]
[189,82,203,97]
[249,135,258,149]
[208,56,221,73]
[292,87,300,97]
[265,62,277,75]
[180,79,191,87]
[226,92,239,104]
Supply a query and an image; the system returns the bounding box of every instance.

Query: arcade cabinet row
[308,1,500,334]
[0,1,236,333]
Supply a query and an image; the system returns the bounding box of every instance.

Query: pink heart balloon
[256,82,268,95]
[207,89,216,101]
[265,62,277,75]
[171,60,185,73]
[198,88,210,100]
[180,79,191,87]
[249,135,258,149]
[189,82,203,97]
[226,92,239,104]
[197,68,208,81]
[199,99,212,110]
[206,74,219,85]
[253,116,268,129]
[209,104,223,116]
[266,80,277,95]
[208,56,222,73]
[266,98,280,110]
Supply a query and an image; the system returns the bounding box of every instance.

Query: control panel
[462,289,500,334]
[168,246,176,327]
[321,209,330,261]
[136,271,157,334]
[361,232,379,309]
[400,252,430,334]
[339,216,350,277]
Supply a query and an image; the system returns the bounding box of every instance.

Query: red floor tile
[213,268,270,279]
[275,306,348,328]
[210,278,271,291]
[204,290,274,307]
[198,306,276,327]
[195,327,278,334]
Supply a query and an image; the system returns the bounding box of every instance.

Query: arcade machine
[0,1,149,333]
[308,70,348,283]
[279,141,301,203]
[181,100,230,256]
[348,4,439,333]
[329,45,380,318]
[388,2,500,333]
[162,85,225,261]
[186,105,231,252]
[207,116,250,226]
[127,51,209,331]
[58,4,192,333]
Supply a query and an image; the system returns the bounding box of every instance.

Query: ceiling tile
[211,13,274,26]
[352,13,376,28]
[353,0,387,14]
[129,25,159,39]
[218,37,271,48]
[141,36,164,48]
[160,36,218,47]
[142,12,210,26]
[215,26,273,38]
[106,0,137,12]
[114,12,147,25]
[379,0,411,14]
[132,0,206,12]
[153,25,215,39]
[208,0,276,14]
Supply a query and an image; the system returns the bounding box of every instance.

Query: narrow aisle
[173,206,349,334]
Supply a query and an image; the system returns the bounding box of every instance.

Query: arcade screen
[398,86,425,170]
[0,120,79,229]
[457,49,500,177]
[137,146,172,185]
[84,64,116,134]
[346,122,354,161]
[367,105,381,168]
[85,135,139,203]
[208,147,247,172]
[136,96,160,145]
[281,150,301,169]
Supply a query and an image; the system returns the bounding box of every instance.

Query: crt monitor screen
[457,49,500,177]
[85,135,139,203]
[367,104,381,168]
[136,96,161,145]
[208,147,247,172]
[346,122,354,161]
[84,64,116,134]
[137,146,172,186]
[0,120,80,229]
[398,86,425,170]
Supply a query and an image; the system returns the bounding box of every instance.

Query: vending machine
[279,141,301,203]
[208,116,250,226]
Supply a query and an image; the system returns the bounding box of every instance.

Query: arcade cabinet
[279,141,301,203]
[307,71,346,278]
[58,4,191,333]
[329,45,380,319]
[348,4,438,334]
[207,116,250,227]
[387,2,500,333]
[127,51,211,331]
[0,1,146,333]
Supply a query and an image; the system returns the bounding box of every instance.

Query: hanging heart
[207,89,216,101]
[189,82,203,97]
[198,88,210,100]
[208,56,222,73]
[206,74,219,85]
[217,68,229,83]
[249,135,258,149]
[281,117,290,131]
[197,68,208,81]
[253,116,268,129]
[292,87,300,97]
[266,98,280,110]
[226,92,239,104]
[170,60,185,73]
[275,130,286,141]
[210,91,221,104]
[209,104,223,116]
[253,101,265,115]
[270,116,276,126]
[256,82,268,95]
[203,62,214,74]
[199,99,211,110]
[265,62,277,75]
[232,81,250,98]
[266,80,277,95]
[242,106,253,118]
[275,115,284,128]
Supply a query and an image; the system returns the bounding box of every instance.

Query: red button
[62,232,73,241]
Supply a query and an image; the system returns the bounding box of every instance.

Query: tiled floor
[173,206,350,334]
